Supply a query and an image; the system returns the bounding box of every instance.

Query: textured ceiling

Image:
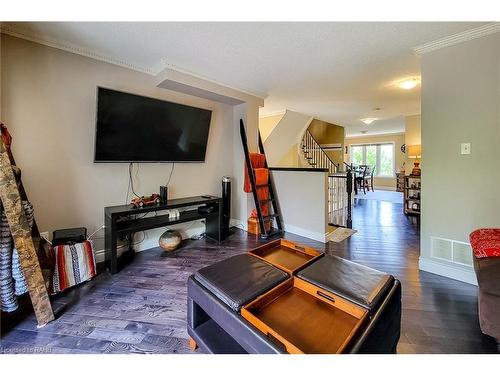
[3,22,486,135]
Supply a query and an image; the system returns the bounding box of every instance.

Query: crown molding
[0,24,155,74]
[414,22,500,55]
[0,24,267,100]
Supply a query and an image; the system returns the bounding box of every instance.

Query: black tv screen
[94,87,212,162]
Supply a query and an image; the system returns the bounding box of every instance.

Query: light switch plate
[461,143,471,155]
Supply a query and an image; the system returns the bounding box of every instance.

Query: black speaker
[160,185,168,204]
[222,176,231,237]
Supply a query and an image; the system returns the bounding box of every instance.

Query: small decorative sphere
[159,230,182,252]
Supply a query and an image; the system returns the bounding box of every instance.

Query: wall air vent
[431,236,473,267]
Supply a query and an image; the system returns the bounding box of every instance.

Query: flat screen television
[94,87,212,162]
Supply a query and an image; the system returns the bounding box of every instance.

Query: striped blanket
[1,201,31,313]
[51,240,96,294]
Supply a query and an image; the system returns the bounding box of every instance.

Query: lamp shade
[408,145,421,158]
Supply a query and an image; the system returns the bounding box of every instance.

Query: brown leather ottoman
[474,256,500,342]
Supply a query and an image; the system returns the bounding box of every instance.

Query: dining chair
[367,166,375,192]
[361,166,371,194]
[354,165,366,194]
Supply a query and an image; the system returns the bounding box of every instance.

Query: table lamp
[408,145,421,176]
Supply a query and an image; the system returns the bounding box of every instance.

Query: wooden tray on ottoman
[248,239,323,275]
[241,277,368,354]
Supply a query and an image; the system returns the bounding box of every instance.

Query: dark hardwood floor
[1,198,497,354]
[328,199,497,354]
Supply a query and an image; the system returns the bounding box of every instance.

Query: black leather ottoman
[194,254,288,311]
[187,254,290,353]
[187,252,401,354]
[297,254,394,312]
[298,254,401,353]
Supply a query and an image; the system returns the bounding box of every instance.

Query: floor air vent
[431,237,473,267]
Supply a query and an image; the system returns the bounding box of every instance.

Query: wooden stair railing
[301,130,339,174]
[240,119,283,239]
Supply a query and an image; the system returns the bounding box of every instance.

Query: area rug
[355,190,403,204]
[328,227,357,243]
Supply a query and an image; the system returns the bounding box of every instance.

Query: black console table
[104,195,223,274]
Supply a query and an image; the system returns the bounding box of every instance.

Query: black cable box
[198,205,216,214]
[52,227,87,246]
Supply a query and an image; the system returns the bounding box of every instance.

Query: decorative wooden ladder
[240,119,283,239]
[0,124,54,327]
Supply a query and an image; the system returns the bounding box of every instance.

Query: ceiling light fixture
[398,78,420,90]
[361,118,376,125]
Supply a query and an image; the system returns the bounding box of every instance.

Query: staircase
[300,129,353,228]
[300,130,339,174]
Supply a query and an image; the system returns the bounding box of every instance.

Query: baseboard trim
[93,222,207,263]
[231,218,325,243]
[419,257,477,286]
[230,218,247,231]
[283,223,326,243]
[93,217,326,262]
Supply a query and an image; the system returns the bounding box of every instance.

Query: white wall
[1,34,239,253]
[271,170,329,242]
[419,32,500,284]
[259,113,285,141]
[262,110,312,167]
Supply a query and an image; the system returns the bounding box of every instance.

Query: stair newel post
[306,130,311,157]
[316,142,319,165]
[310,132,312,154]
[346,166,353,229]
[309,133,312,159]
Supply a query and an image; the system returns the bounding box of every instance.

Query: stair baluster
[300,129,353,228]
[301,130,338,174]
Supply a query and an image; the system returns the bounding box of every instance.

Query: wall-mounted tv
[94,87,212,162]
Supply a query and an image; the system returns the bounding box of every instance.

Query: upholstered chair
[470,229,500,345]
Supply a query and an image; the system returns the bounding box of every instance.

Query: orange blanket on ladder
[244,153,270,216]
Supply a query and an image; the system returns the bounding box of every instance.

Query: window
[350,143,395,177]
